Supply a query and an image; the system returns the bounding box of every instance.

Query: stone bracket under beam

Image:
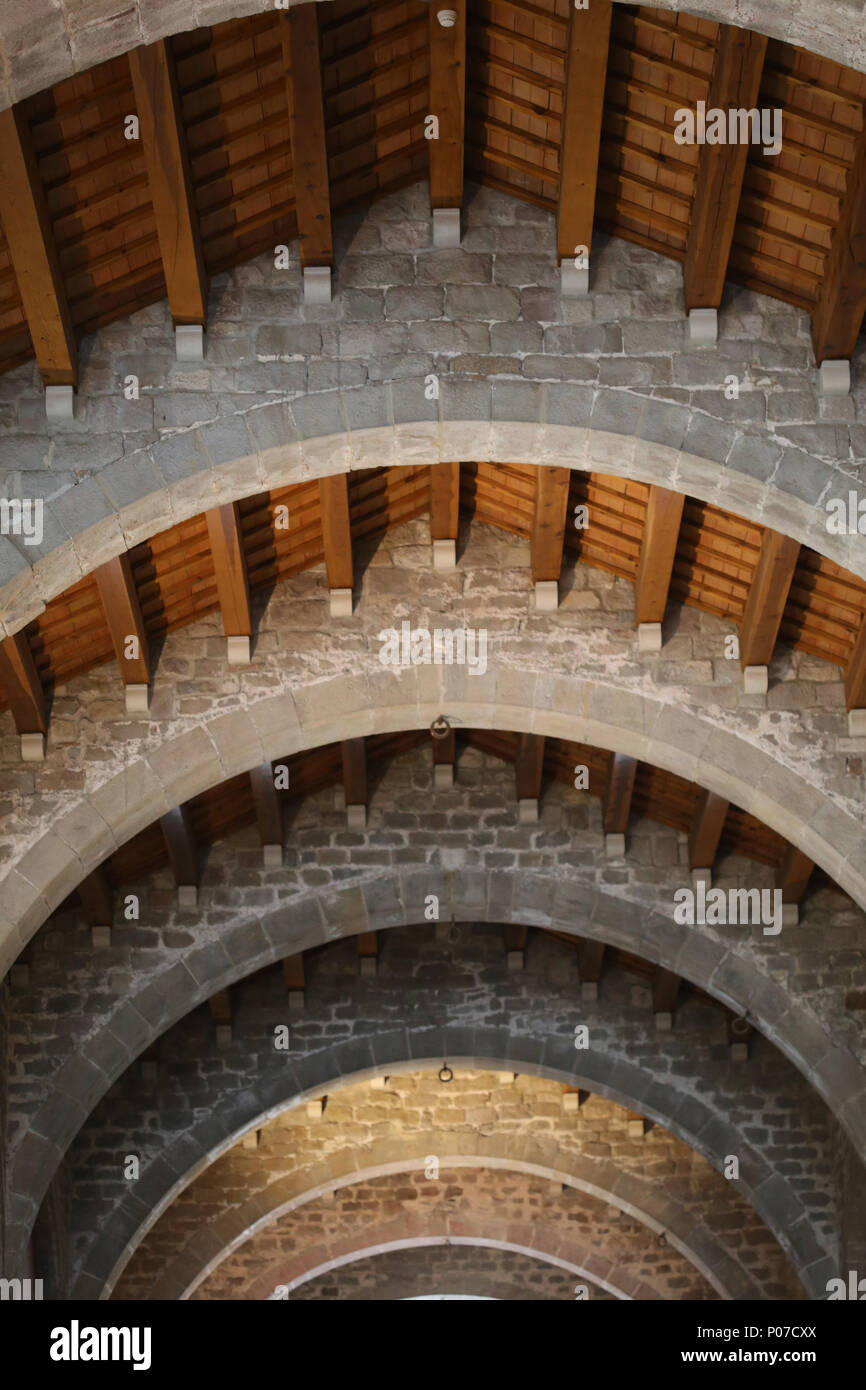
[688,308,718,345]
[743,664,768,694]
[637,622,662,653]
[819,359,851,396]
[560,260,589,297]
[175,323,204,361]
[124,683,150,714]
[45,385,74,421]
[329,588,352,617]
[432,207,460,247]
[534,580,559,611]
[432,538,456,571]
[304,265,332,303]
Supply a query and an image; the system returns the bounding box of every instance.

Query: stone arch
[0,3,861,115]
[243,1230,676,1303]
[3,661,864,972]
[4,420,865,639]
[154,1146,767,1302]
[53,948,834,1298]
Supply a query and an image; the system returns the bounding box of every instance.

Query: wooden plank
[0,106,77,385]
[515,733,545,802]
[282,4,333,268]
[430,461,461,540]
[209,989,232,1025]
[205,502,252,637]
[688,790,729,869]
[94,553,150,686]
[653,967,681,1015]
[159,805,198,887]
[319,475,353,591]
[0,630,48,734]
[249,761,282,845]
[530,466,571,583]
[77,867,113,927]
[503,924,528,953]
[578,938,605,983]
[682,25,768,310]
[633,485,686,625]
[776,845,814,904]
[341,737,367,807]
[429,0,466,210]
[602,753,637,835]
[739,530,801,669]
[557,0,612,266]
[846,614,866,710]
[283,953,305,992]
[128,40,208,325]
[812,126,866,363]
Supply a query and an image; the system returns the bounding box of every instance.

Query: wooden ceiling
[0,0,863,384]
[2,460,865,723]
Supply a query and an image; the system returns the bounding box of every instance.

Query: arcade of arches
[0,0,865,1305]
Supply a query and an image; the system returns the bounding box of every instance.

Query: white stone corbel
[45,385,74,421]
[743,665,768,695]
[226,635,251,665]
[818,359,850,396]
[20,733,45,761]
[175,324,204,361]
[432,538,456,571]
[329,588,352,617]
[432,207,460,247]
[124,683,149,714]
[534,580,559,611]
[303,265,332,304]
[688,308,718,345]
[637,622,662,652]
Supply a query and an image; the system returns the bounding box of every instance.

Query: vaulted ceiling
[0,0,863,390]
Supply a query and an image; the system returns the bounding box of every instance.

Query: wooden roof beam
[283,952,305,1009]
[319,475,353,617]
[205,502,252,666]
[846,614,866,728]
[0,629,48,760]
[504,923,528,971]
[77,867,113,937]
[430,461,460,571]
[633,485,685,652]
[128,40,208,360]
[209,989,232,1026]
[577,939,605,999]
[557,0,612,294]
[341,737,367,829]
[282,4,334,302]
[688,789,729,880]
[811,123,866,376]
[159,805,199,908]
[250,761,283,867]
[428,0,466,246]
[738,530,800,693]
[515,733,545,823]
[602,753,637,859]
[357,930,378,977]
[652,968,681,1029]
[682,26,768,344]
[775,844,814,926]
[94,553,151,713]
[432,721,456,790]
[0,104,77,414]
[530,466,571,610]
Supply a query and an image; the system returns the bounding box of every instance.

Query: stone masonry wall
[2,181,865,637]
[115,1069,802,1302]
[60,928,835,1297]
[189,1167,718,1301]
[286,1244,604,1301]
[4,729,863,1284]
